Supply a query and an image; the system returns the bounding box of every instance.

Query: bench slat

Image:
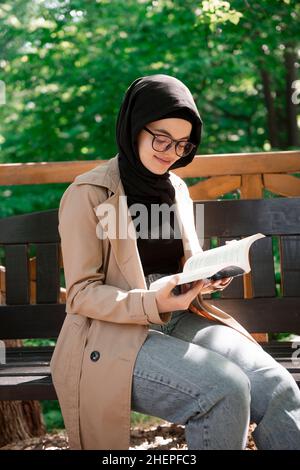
[209,298,300,333]
[196,198,300,237]
[0,376,49,384]
[0,210,59,244]
[1,299,299,339]
[0,376,57,401]
[280,235,300,297]
[0,366,50,376]
[250,236,276,298]
[0,304,65,339]
[36,243,60,303]
[262,341,299,352]
[5,346,54,364]
[5,245,30,305]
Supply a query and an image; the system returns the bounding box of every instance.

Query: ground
[0,422,257,450]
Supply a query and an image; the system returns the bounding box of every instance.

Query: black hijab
[116,74,202,208]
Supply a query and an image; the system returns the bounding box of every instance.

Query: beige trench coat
[50,155,257,450]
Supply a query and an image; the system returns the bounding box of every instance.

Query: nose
[164,142,180,159]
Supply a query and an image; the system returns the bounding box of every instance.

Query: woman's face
[136,118,192,174]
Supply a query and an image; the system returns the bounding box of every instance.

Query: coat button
[90,351,100,362]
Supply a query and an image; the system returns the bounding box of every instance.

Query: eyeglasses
[143,126,196,158]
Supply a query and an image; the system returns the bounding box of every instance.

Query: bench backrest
[0,209,65,339]
[195,197,300,334]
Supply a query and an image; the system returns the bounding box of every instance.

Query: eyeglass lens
[153,135,193,157]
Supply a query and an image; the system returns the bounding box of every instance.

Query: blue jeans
[131,273,300,450]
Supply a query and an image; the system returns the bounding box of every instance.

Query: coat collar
[74,155,121,194]
[74,156,202,290]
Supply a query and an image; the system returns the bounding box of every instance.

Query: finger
[182,279,205,298]
[211,279,224,288]
[218,277,229,283]
[183,281,200,291]
[221,276,233,284]
[211,282,221,289]
[211,278,231,291]
[202,279,212,288]
[163,274,179,293]
[181,282,191,294]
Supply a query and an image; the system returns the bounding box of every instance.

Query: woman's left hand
[181,276,233,295]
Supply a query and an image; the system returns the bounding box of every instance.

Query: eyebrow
[153,127,190,140]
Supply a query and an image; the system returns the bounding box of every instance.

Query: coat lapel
[94,172,200,291]
[95,178,147,289]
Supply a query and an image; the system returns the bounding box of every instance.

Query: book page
[149,262,230,290]
[183,233,265,273]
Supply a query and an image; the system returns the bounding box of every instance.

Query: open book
[149,233,265,291]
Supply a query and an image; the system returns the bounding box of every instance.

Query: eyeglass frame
[143,126,196,158]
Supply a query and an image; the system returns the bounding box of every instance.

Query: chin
[142,162,168,174]
[140,155,172,174]
[151,165,169,175]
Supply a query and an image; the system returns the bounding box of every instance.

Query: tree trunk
[0,400,45,447]
[284,46,300,147]
[260,68,280,148]
[0,339,46,448]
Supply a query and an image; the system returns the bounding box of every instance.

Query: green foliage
[41,400,64,431]
[269,332,294,341]
[1,0,299,175]
[272,236,282,297]
[131,411,164,427]
[1,0,298,216]
[23,338,56,347]
[0,183,68,217]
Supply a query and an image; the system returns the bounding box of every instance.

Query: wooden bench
[0,197,299,402]
[0,209,64,400]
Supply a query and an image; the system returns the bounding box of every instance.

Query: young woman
[50,74,300,450]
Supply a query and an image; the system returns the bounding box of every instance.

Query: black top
[134,208,184,276]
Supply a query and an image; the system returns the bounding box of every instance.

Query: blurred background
[0,0,299,217]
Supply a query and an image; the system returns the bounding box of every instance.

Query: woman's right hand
[155,275,212,313]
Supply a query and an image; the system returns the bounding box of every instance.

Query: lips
[154,155,172,164]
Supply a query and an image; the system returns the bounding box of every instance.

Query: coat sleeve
[58,183,171,325]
